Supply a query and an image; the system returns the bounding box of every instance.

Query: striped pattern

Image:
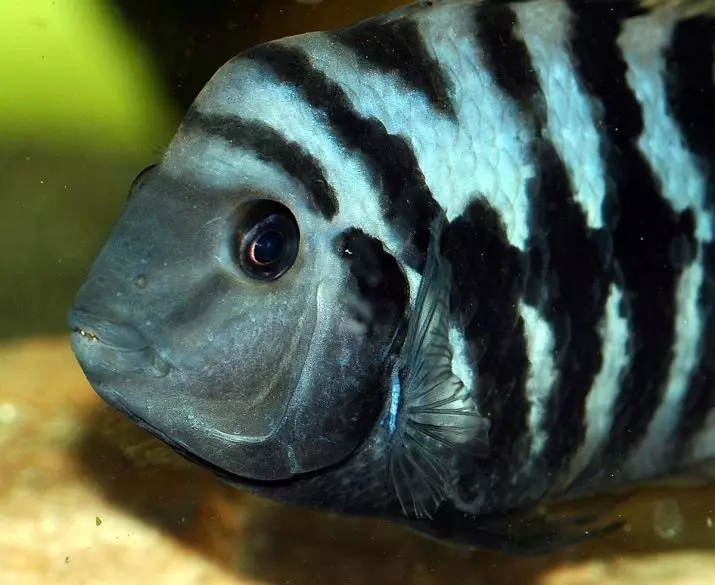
[244,42,441,272]
[617,12,710,476]
[163,0,715,509]
[183,110,340,219]
[441,198,530,490]
[332,17,457,118]
[565,1,684,488]
[666,13,715,468]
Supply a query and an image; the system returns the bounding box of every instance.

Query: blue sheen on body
[388,367,401,434]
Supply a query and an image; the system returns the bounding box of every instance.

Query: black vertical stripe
[334,227,410,333]
[674,243,715,459]
[667,14,715,459]
[332,18,457,119]
[333,226,410,370]
[181,110,339,219]
[475,1,611,477]
[473,3,542,113]
[565,0,688,466]
[442,200,530,495]
[453,3,538,492]
[665,16,715,169]
[244,43,439,268]
[527,142,611,478]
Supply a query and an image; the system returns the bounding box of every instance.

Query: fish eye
[236,201,299,281]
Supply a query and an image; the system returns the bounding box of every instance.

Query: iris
[235,201,299,281]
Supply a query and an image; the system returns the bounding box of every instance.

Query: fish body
[69,0,715,552]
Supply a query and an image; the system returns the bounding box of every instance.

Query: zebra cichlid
[69,0,715,553]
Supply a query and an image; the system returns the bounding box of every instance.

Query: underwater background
[1,0,715,583]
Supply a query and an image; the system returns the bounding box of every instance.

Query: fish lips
[68,310,171,382]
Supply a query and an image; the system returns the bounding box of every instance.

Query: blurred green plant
[0,0,179,339]
[0,0,177,148]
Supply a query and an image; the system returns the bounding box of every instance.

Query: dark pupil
[250,230,284,266]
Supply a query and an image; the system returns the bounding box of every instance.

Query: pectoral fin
[387,211,490,519]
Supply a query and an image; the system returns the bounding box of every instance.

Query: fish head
[69,123,409,482]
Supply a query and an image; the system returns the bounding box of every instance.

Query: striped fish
[69,0,715,553]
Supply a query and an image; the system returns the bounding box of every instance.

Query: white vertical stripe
[165,53,423,298]
[519,302,557,459]
[631,260,706,475]
[691,407,715,464]
[619,12,711,239]
[177,56,394,246]
[567,284,630,482]
[283,8,536,251]
[619,12,711,476]
[163,133,295,194]
[450,326,475,393]
[513,0,608,230]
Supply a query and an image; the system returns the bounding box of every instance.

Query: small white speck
[706,517,713,528]
[0,403,18,424]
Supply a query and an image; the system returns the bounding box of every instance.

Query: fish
[68,0,715,553]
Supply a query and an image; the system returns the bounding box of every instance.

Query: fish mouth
[68,310,170,379]
[74,327,100,342]
[69,310,150,350]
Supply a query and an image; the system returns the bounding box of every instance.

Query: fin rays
[387,212,490,519]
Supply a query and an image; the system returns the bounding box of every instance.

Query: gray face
[69,134,408,482]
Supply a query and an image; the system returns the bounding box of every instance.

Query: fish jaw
[68,310,171,382]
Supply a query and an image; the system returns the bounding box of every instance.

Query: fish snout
[68,310,170,379]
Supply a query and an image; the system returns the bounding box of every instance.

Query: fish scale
[69,0,715,553]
